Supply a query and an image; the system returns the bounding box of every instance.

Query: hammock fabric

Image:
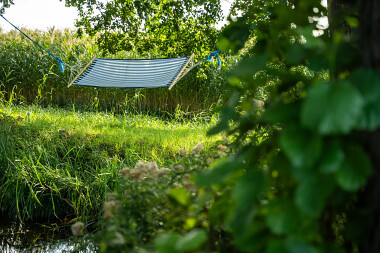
[68,55,193,90]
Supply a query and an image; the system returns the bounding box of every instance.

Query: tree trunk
[328,1,380,251]
[358,1,380,252]
[359,1,380,71]
[328,0,358,38]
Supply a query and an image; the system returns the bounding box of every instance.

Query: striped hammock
[68,54,194,90]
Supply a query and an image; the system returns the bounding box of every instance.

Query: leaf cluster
[62,0,223,58]
[0,0,14,14]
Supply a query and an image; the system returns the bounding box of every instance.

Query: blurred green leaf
[319,140,344,174]
[350,69,380,130]
[168,188,190,206]
[286,43,307,65]
[175,229,207,252]
[262,102,300,124]
[207,120,229,136]
[229,54,270,78]
[336,146,372,192]
[155,233,181,253]
[266,200,300,235]
[295,176,335,217]
[345,16,359,28]
[217,16,251,53]
[285,237,321,253]
[266,240,287,253]
[301,81,364,134]
[280,127,322,168]
[229,170,267,234]
[197,156,243,187]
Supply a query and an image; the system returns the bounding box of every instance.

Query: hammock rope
[0,14,66,72]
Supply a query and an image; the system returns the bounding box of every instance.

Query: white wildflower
[179,149,188,156]
[129,169,145,180]
[182,174,191,181]
[102,200,121,219]
[183,181,197,191]
[135,160,146,170]
[119,167,131,177]
[153,167,170,177]
[146,162,159,172]
[173,165,184,172]
[71,222,85,236]
[191,144,204,155]
[218,144,228,152]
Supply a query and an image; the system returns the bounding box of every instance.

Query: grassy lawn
[0,105,219,222]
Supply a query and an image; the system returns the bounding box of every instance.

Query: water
[0,217,96,253]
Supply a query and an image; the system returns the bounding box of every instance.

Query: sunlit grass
[0,104,219,222]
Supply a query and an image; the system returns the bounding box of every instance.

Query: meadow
[0,104,221,223]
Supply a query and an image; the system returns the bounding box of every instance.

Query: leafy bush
[97,143,232,252]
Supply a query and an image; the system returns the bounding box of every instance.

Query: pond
[0,216,96,252]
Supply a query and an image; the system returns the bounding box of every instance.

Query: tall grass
[0,28,234,114]
[0,104,219,222]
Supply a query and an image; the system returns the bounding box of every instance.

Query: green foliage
[154,229,207,253]
[0,0,13,14]
[97,144,229,252]
[145,0,378,252]
[301,81,364,134]
[62,0,222,59]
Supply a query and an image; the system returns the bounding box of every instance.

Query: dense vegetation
[1,0,380,252]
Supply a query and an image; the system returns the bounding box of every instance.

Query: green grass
[0,104,219,222]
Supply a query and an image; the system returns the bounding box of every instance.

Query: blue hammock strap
[203,50,221,66]
[201,0,287,66]
[0,14,66,73]
[56,57,65,72]
[249,12,271,29]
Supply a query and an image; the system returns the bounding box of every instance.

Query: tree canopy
[61,0,223,58]
[0,0,14,14]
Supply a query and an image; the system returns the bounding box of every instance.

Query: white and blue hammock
[67,54,195,90]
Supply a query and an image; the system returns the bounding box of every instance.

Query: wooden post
[67,55,97,88]
[168,53,194,90]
